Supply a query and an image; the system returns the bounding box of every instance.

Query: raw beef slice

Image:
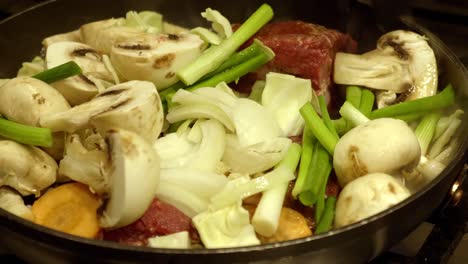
[236,21,357,101]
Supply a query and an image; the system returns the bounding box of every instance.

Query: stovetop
[372,164,468,264]
[0,1,468,263]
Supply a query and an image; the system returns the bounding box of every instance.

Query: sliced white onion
[261,72,312,136]
[148,231,191,249]
[232,98,282,147]
[154,132,195,168]
[154,119,225,172]
[192,201,260,249]
[160,168,228,199]
[173,87,236,115]
[166,104,234,131]
[156,181,209,217]
[222,134,291,174]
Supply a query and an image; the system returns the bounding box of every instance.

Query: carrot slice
[257,207,312,243]
[32,182,102,238]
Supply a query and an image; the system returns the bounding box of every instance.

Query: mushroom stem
[334,30,438,105]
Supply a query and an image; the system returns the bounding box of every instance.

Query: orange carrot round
[32,182,102,238]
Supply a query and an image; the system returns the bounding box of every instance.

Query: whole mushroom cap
[334,172,410,228]
[333,118,421,187]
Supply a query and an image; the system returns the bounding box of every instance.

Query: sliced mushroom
[42,29,82,47]
[334,30,437,105]
[110,33,204,90]
[80,18,144,54]
[0,140,57,196]
[163,22,190,35]
[58,132,109,194]
[0,77,72,159]
[46,41,115,105]
[0,77,70,126]
[40,80,164,143]
[0,187,34,221]
[100,129,160,229]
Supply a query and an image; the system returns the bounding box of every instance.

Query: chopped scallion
[186,51,273,92]
[339,101,370,127]
[161,40,268,98]
[370,84,455,119]
[177,4,274,85]
[292,126,315,197]
[315,196,336,234]
[298,143,332,206]
[32,61,82,84]
[300,103,338,155]
[314,177,328,224]
[0,118,53,147]
[319,95,339,139]
[414,112,441,155]
[346,86,362,108]
[359,88,375,117]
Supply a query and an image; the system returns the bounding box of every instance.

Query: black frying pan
[0,0,467,263]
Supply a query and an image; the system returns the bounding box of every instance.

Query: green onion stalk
[32,61,82,84]
[0,118,53,147]
[177,3,274,85]
[315,196,336,234]
[161,40,269,98]
[370,84,455,119]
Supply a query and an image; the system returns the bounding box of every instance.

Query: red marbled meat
[237,21,357,99]
[103,198,192,246]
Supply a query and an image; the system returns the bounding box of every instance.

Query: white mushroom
[58,132,109,194]
[100,129,160,229]
[40,80,164,143]
[334,173,410,228]
[80,18,144,54]
[0,187,34,221]
[0,77,70,126]
[42,29,82,47]
[46,41,115,105]
[0,77,71,159]
[0,140,57,196]
[163,22,190,35]
[110,33,204,90]
[334,30,437,106]
[333,118,421,187]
